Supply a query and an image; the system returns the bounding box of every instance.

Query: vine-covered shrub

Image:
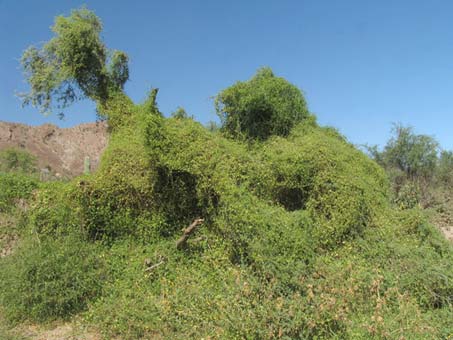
[8,65,452,338]
[3,7,453,338]
[251,124,389,247]
[215,67,311,140]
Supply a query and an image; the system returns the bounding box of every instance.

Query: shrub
[367,124,439,182]
[0,172,38,212]
[215,67,310,140]
[393,181,421,209]
[380,124,439,181]
[27,181,78,236]
[437,150,453,184]
[10,7,453,338]
[250,123,389,247]
[0,234,106,322]
[0,148,37,174]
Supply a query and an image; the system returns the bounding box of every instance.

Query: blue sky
[1,0,452,149]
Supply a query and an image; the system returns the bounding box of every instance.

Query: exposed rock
[0,121,108,177]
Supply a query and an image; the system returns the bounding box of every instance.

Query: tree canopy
[374,124,439,180]
[20,7,129,117]
[215,67,311,140]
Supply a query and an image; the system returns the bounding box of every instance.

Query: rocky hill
[0,121,108,177]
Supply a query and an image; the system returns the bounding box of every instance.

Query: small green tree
[382,124,439,180]
[215,67,310,140]
[367,124,443,208]
[19,7,129,117]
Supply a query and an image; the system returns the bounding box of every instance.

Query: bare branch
[176,218,204,250]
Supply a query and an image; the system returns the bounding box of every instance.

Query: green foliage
[108,50,129,90]
[20,7,129,116]
[0,148,37,174]
[437,150,453,184]
[0,313,26,340]
[6,7,453,338]
[170,106,191,119]
[368,124,453,212]
[376,124,439,180]
[0,172,38,212]
[0,234,106,322]
[215,67,311,140]
[15,61,453,338]
[393,181,421,209]
[252,124,389,247]
[205,120,220,132]
[85,214,453,339]
[27,181,78,236]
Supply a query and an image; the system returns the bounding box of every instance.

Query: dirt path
[19,322,100,340]
[0,318,101,340]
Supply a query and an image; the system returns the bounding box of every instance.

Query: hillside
[0,121,108,177]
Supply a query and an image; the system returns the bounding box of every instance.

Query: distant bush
[368,124,440,191]
[380,124,439,181]
[0,148,37,174]
[0,234,106,322]
[170,106,192,120]
[0,172,38,212]
[215,67,311,140]
[393,181,421,210]
[368,123,453,211]
[437,150,453,185]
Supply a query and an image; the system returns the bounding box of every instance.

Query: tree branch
[176,218,204,250]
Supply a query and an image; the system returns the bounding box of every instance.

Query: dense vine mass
[1,7,452,339]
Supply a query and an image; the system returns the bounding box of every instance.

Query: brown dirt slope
[0,121,108,177]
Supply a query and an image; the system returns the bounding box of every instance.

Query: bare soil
[0,315,101,340]
[19,322,101,340]
[441,225,453,242]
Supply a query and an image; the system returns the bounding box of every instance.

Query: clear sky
[1,0,452,149]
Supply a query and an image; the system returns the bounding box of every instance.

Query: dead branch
[144,260,165,272]
[144,255,167,276]
[176,218,204,250]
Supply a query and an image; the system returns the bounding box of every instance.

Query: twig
[144,260,165,272]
